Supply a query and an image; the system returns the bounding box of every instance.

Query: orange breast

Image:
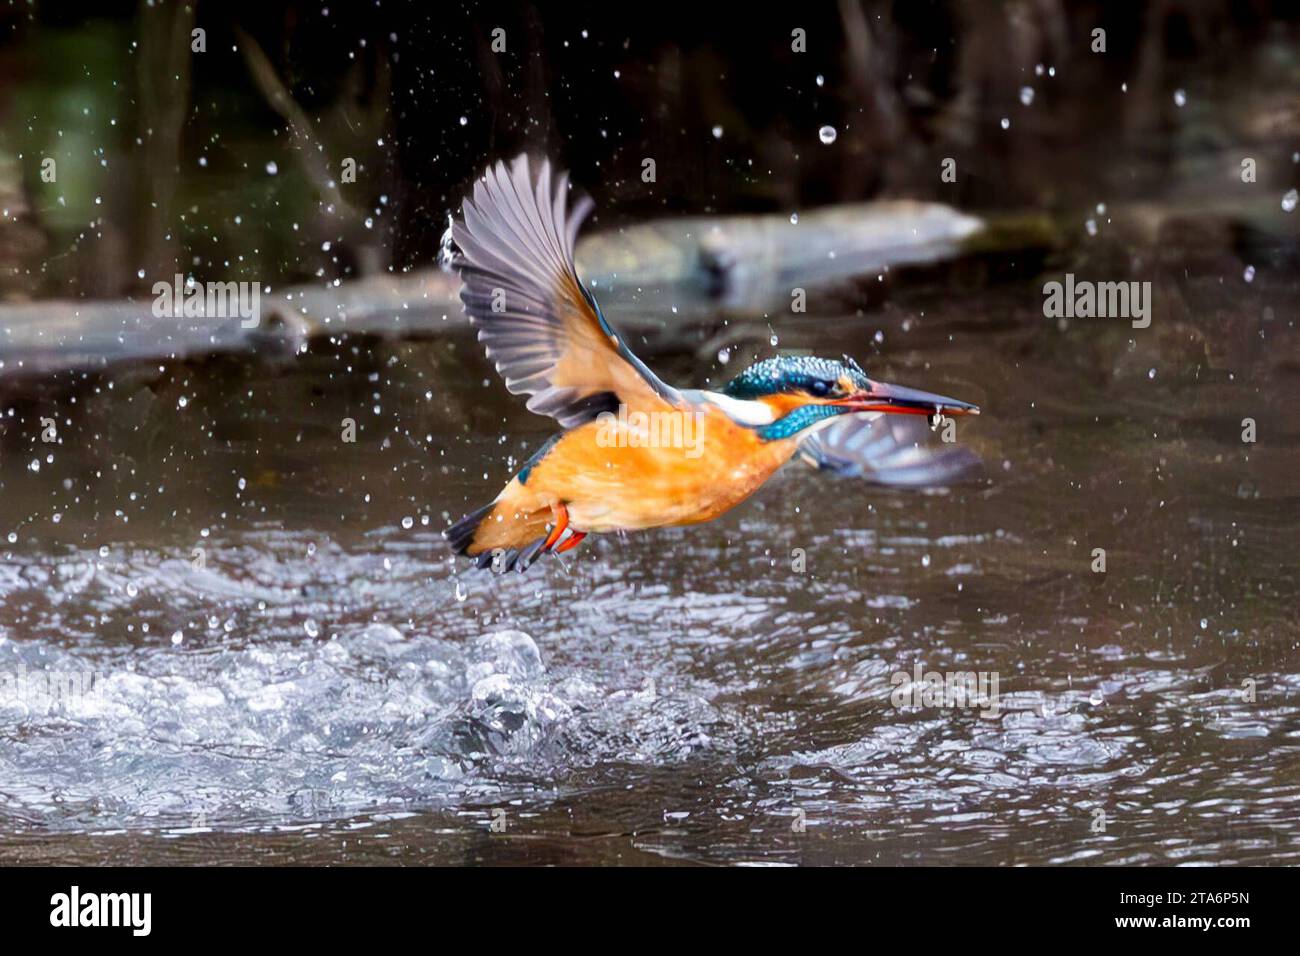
[514,402,797,533]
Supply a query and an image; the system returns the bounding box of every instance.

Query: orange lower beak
[835,381,980,417]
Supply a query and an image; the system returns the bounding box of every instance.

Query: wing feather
[451,154,672,429]
[798,414,981,487]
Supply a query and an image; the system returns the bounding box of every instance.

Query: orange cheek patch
[760,394,808,418]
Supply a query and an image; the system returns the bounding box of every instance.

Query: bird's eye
[810,380,831,397]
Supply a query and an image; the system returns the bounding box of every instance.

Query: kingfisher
[445,155,981,573]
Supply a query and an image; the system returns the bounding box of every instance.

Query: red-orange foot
[541,503,569,552]
[554,531,586,554]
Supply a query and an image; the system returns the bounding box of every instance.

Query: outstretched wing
[451,154,679,428]
[798,414,981,487]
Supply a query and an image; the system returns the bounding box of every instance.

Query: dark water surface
[1,246,1296,865]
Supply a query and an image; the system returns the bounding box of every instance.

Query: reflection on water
[0,263,1296,864]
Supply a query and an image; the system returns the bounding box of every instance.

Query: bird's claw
[541,503,569,551]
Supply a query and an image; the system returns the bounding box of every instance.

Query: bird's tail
[444,498,554,572]
[445,502,496,555]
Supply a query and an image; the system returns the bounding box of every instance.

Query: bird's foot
[541,502,569,551]
[553,531,586,554]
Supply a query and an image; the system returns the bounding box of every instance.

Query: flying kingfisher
[445,155,981,573]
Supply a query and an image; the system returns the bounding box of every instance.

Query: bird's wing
[797,413,981,487]
[451,154,680,428]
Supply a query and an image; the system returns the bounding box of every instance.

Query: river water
[1,236,1296,864]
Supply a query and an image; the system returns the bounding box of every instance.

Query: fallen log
[0,201,1051,383]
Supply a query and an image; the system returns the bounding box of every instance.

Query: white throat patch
[700,390,776,426]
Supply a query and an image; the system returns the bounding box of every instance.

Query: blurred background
[1,0,1297,297]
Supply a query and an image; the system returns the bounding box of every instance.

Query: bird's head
[721,355,979,441]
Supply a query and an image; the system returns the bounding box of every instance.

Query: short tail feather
[445,502,494,555]
[444,501,558,574]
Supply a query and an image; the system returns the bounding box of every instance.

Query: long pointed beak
[836,380,980,417]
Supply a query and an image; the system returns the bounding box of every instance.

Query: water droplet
[1019,86,1034,106]
[1200,618,1208,630]
[265,161,278,175]
[815,75,824,87]
[1089,691,1103,706]
[454,580,467,602]
[717,347,731,364]
[1000,117,1010,130]
[125,582,138,597]
[171,630,184,646]
[818,125,837,145]
[1173,89,1186,108]
[1085,219,1098,236]
[177,396,188,409]
[711,125,723,139]
[401,516,414,530]
[789,212,799,224]
[1281,188,1298,213]
[921,554,931,568]
[304,619,320,638]
[1243,265,1256,283]
[6,532,15,544]
[438,215,456,271]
